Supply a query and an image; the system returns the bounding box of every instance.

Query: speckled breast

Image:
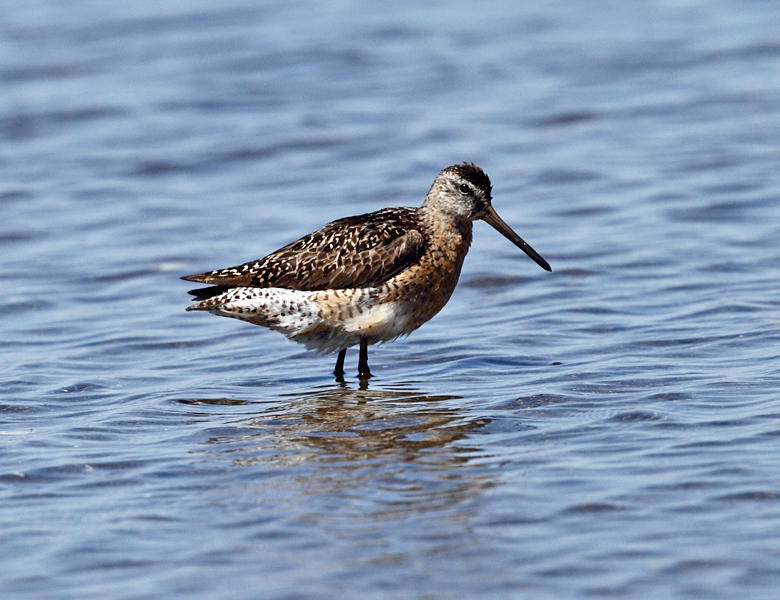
[383,222,473,333]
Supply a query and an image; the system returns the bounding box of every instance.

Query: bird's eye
[458,183,470,194]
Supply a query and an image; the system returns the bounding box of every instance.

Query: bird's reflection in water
[201,382,495,518]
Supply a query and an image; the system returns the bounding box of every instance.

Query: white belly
[192,286,414,354]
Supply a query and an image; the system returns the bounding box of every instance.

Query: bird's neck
[418,205,473,256]
[419,202,471,233]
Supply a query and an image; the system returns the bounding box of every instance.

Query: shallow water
[2,1,780,598]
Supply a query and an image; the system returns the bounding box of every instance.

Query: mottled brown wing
[182,208,426,291]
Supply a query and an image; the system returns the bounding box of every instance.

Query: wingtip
[185,302,208,312]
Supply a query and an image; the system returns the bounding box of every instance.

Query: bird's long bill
[483,205,552,271]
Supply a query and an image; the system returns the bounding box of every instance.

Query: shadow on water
[180,382,496,517]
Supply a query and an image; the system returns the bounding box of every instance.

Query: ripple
[562,503,627,514]
[530,110,601,128]
[715,491,779,502]
[533,168,602,185]
[609,411,664,422]
[3,1,780,599]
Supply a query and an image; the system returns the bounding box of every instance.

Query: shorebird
[183,162,551,379]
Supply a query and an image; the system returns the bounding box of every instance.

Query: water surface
[2,1,780,598]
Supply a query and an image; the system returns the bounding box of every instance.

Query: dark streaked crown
[444,162,492,197]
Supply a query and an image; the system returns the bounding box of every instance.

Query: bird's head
[425,162,551,271]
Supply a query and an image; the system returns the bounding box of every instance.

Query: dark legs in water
[332,338,371,380]
[358,337,371,379]
[333,348,346,380]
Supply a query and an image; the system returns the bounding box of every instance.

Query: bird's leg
[334,348,346,381]
[358,337,372,379]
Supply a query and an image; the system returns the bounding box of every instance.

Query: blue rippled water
[2,1,780,598]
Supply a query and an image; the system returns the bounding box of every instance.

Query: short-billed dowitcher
[183,163,551,379]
